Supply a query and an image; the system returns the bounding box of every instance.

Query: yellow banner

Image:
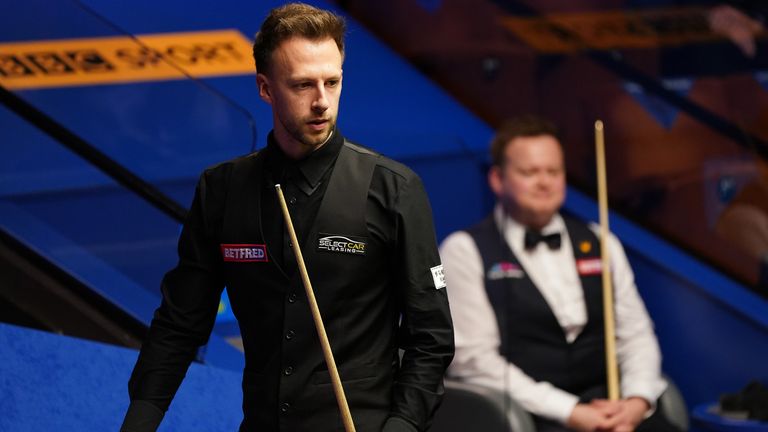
[0,29,255,89]
[500,7,747,53]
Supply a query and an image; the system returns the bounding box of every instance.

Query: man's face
[257,37,343,157]
[489,134,566,228]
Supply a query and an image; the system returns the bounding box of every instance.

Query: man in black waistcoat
[120,4,454,431]
[440,116,678,432]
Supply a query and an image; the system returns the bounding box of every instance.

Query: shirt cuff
[540,390,580,425]
[623,378,667,417]
[120,400,165,432]
[623,392,658,419]
[382,416,418,432]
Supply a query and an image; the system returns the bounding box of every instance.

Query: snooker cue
[275,184,356,432]
[595,120,621,401]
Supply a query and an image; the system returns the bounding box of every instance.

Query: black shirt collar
[265,129,344,189]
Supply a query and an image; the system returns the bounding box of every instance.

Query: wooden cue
[594,120,621,401]
[275,184,356,432]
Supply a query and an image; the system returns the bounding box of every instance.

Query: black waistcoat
[219,142,399,431]
[466,214,607,395]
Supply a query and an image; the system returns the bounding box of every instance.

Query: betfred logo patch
[576,258,602,276]
[317,234,366,256]
[220,244,268,262]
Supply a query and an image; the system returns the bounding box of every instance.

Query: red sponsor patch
[576,258,602,276]
[220,244,268,262]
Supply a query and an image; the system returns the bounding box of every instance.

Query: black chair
[432,380,535,432]
[659,376,690,432]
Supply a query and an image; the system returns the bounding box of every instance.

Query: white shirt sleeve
[599,229,668,405]
[440,231,579,424]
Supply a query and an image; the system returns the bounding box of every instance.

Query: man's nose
[536,174,551,187]
[312,87,329,112]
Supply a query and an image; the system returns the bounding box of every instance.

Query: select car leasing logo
[317,234,366,256]
[0,29,255,90]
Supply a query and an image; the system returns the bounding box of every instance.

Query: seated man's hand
[590,397,650,432]
[566,403,612,432]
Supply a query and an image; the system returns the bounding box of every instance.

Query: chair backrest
[660,376,690,431]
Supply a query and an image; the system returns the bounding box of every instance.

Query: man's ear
[488,165,503,197]
[256,73,272,104]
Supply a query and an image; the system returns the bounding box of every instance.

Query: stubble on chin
[299,123,334,149]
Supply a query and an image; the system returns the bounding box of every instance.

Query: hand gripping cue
[275,184,356,432]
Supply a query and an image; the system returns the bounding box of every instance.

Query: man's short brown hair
[252,3,346,74]
[490,115,561,167]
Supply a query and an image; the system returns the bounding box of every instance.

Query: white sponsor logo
[317,235,366,255]
[431,264,446,289]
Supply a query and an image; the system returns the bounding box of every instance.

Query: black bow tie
[524,229,561,250]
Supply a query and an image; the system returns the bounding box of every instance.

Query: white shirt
[440,205,667,424]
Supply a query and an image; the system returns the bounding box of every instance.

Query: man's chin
[302,130,333,148]
[529,209,558,226]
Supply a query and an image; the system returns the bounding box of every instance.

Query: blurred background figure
[441,116,682,432]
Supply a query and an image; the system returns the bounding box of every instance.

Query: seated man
[440,116,681,432]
